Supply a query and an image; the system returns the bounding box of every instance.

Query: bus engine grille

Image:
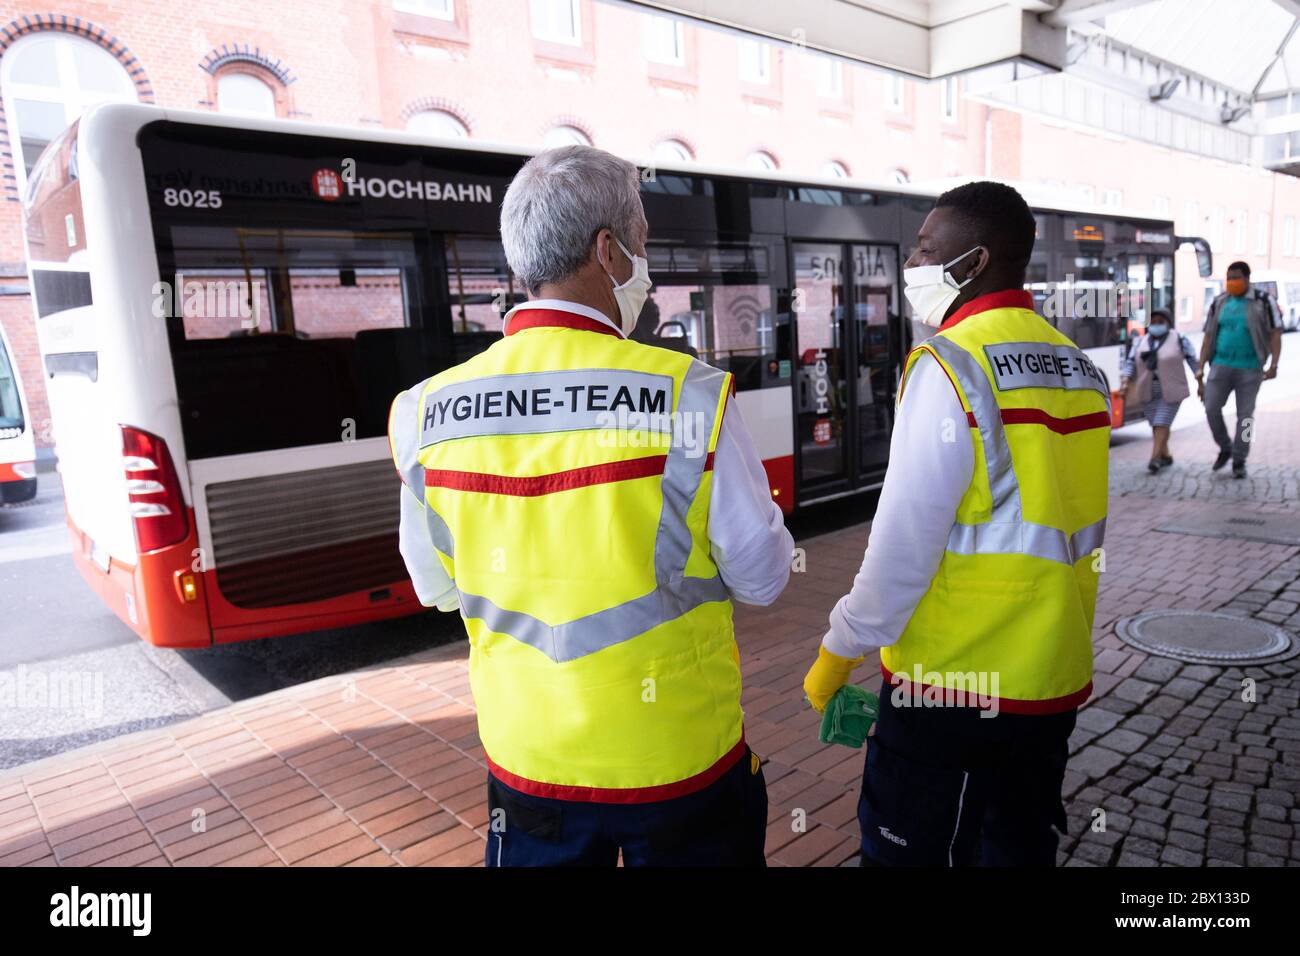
[205,458,406,609]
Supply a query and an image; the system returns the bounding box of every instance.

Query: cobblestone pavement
[1,395,1298,867]
[1059,397,1300,866]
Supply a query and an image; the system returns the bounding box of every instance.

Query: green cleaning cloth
[818,684,880,749]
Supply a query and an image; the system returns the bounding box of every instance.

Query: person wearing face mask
[801,181,1110,867]
[1119,309,1199,473]
[1197,261,1283,479]
[387,145,793,866]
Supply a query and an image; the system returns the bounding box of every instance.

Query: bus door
[790,241,901,504]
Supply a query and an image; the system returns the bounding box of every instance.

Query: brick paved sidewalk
[2,403,1298,867]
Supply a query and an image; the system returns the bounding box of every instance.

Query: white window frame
[1234,209,1247,253]
[217,72,277,118]
[886,74,905,112]
[942,76,958,122]
[1257,212,1271,256]
[394,0,454,19]
[738,38,771,85]
[1102,188,1122,208]
[817,56,843,99]
[531,0,581,45]
[1,32,137,194]
[645,14,685,66]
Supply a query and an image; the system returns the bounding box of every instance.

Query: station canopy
[626,0,1300,174]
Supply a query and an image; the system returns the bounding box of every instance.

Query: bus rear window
[0,341,24,430]
[162,226,437,460]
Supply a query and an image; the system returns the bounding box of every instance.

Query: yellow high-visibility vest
[388,308,744,801]
[881,290,1111,713]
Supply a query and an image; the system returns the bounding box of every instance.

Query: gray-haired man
[388,145,793,867]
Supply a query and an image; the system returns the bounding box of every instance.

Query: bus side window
[443,235,520,363]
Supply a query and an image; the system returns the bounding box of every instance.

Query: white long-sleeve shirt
[822,351,974,659]
[398,299,794,612]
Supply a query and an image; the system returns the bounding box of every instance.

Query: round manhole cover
[1116,610,1298,665]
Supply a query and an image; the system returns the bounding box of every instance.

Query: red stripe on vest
[505,309,623,338]
[425,451,715,496]
[999,407,1112,434]
[962,409,1110,433]
[485,735,748,804]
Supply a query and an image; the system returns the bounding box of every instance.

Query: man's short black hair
[934,180,1037,270]
[1227,260,1251,277]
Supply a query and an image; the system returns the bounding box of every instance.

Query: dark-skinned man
[1197,260,1282,479]
[802,181,1111,866]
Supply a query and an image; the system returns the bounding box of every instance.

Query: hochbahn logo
[312,166,494,204]
[311,168,342,201]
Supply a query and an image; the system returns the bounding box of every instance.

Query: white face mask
[903,246,982,327]
[608,236,652,336]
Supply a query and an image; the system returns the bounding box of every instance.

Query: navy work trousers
[484,746,768,866]
[857,679,1077,867]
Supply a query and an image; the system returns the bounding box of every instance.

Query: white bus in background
[1248,271,1300,332]
[0,321,36,506]
[22,102,1208,647]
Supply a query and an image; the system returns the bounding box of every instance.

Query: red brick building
[2,0,1298,452]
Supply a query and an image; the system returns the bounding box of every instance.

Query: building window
[1074,183,1096,206]
[1208,205,1224,251]
[746,150,778,171]
[1284,216,1295,257]
[891,167,910,184]
[1182,200,1199,234]
[817,56,843,99]
[646,14,685,65]
[654,139,693,163]
[822,160,849,178]
[0,32,137,191]
[395,0,454,18]
[543,124,591,147]
[217,72,277,117]
[1258,212,1271,256]
[1152,195,1170,218]
[406,109,468,138]
[531,0,581,45]
[886,74,905,111]
[942,76,958,121]
[738,38,770,84]
[1100,189,1122,208]
[1234,209,1248,253]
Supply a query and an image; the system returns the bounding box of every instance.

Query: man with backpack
[1198,260,1283,478]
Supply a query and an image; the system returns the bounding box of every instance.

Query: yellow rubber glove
[803,645,865,714]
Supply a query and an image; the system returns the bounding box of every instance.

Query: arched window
[543,124,591,147]
[822,160,849,179]
[217,72,276,117]
[407,109,469,139]
[1,32,136,190]
[891,167,911,184]
[746,150,778,171]
[653,139,693,163]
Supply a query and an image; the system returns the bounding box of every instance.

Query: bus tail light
[121,425,189,553]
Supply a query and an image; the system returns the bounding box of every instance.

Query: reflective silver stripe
[391,383,427,495]
[393,381,455,557]
[925,336,1022,521]
[452,360,731,664]
[655,361,728,585]
[425,506,455,559]
[982,341,1109,397]
[458,574,729,664]
[924,335,1107,566]
[947,515,1108,566]
[419,368,673,447]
